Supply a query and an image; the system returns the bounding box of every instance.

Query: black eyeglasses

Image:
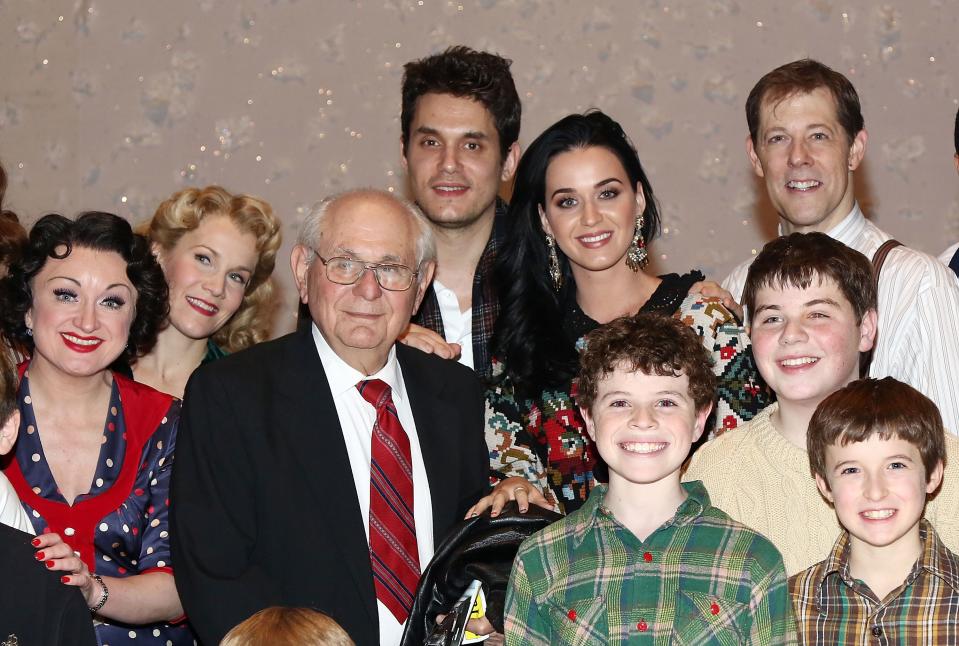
[314,253,418,291]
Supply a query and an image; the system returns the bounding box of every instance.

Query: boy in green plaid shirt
[503,313,796,645]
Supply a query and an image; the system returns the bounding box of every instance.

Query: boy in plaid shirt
[503,313,795,645]
[791,377,959,644]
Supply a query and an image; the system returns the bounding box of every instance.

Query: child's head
[0,350,19,455]
[808,377,945,548]
[577,313,716,486]
[742,232,877,407]
[219,607,354,646]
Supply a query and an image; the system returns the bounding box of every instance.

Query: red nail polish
[61,575,70,584]
[45,560,55,569]
[34,551,45,561]
[31,538,41,547]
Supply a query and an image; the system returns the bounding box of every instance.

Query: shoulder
[515,510,582,562]
[686,415,765,472]
[398,344,481,392]
[788,559,826,602]
[192,330,308,384]
[721,257,753,301]
[698,504,786,574]
[940,242,959,266]
[882,242,959,291]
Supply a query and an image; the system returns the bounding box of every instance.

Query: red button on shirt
[637,620,648,632]
[567,609,577,621]
[643,551,653,563]
[710,602,720,615]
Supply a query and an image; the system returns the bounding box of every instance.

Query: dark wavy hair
[0,212,169,363]
[0,163,27,272]
[492,110,662,397]
[401,45,521,159]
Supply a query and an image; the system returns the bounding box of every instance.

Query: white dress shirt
[940,242,959,269]
[723,204,959,436]
[0,471,33,534]
[312,325,434,646]
[431,278,474,372]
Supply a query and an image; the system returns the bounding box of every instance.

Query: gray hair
[297,188,437,269]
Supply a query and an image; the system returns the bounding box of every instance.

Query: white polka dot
[26,424,35,434]
[156,440,163,450]
[32,487,40,494]
[131,559,137,565]
[146,547,154,554]
[23,395,31,404]
[158,458,165,467]
[32,510,39,518]
[151,478,158,486]
[153,629,160,637]
[128,630,136,638]
[122,524,129,533]
[157,560,166,567]
[64,527,75,536]
[159,531,169,539]
[30,453,40,462]
[101,436,107,444]
[167,641,173,646]
[106,458,114,468]
[102,555,112,561]
[99,523,109,532]
[161,417,168,424]
[95,478,104,487]
[150,519,160,528]
[111,406,118,415]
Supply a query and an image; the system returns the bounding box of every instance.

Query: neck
[572,262,661,324]
[604,474,688,542]
[136,324,210,377]
[770,398,820,449]
[780,197,856,235]
[848,525,922,601]
[431,208,496,304]
[27,355,113,404]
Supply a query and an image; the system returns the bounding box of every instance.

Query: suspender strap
[860,239,902,376]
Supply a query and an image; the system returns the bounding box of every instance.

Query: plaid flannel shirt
[413,199,507,380]
[504,481,796,645]
[790,520,959,645]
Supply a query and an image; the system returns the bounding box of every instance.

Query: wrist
[88,573,109,613]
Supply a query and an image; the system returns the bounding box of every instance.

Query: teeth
[435,186,465,192]
[620,442,667,454]
[862,509,895,520]
[787,180,820,190]
[780,357,817,367]
[62,334,100,346]
[187,296,218,313]
[579,232,611,243]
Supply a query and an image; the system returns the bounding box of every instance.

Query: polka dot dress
[13,371,195,645]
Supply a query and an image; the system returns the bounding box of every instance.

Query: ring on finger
[511,486,528,496]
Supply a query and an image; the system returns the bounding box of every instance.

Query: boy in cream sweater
[685,232,959,575]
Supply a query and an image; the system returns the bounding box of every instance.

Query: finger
[448,342,462,360]
[489,492,509,517]
[514,487,529,513]
[35,540,78,560]
[466,496,493,519]
[466,616,496,636]
[42,554,86,574]
[526,487,554,510]
[31,533,63,550]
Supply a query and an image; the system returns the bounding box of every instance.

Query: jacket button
[871,626,883,637]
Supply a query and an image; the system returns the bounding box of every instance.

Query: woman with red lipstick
[0,212,195,643]
[474,111,769,516]
[130,186,281,398]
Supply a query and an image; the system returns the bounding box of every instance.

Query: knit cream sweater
[684,403,959,576]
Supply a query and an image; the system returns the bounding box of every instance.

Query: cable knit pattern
[684,403,959,576]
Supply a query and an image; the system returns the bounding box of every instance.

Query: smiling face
[540,146,645,277]
[581,366,710,488]
[291,192,434,373]
[817,435,942,552]
[156,215,258,342]
[401,92,518,231]
[750,278,876,407]
[747,87,867,234]
[25,246,136,378]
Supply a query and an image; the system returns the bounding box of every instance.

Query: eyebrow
[753,297,841,315]
[550,177,622,200]
[333,246,405,264]
[414,126,488,140]
[195,245,254,273]
[47,276,133,292]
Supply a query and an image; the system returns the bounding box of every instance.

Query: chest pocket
[546,595,608,646]
[670,589,751,645]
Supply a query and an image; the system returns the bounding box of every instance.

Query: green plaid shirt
[504,481,797,645]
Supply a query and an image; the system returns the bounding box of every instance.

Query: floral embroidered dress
[485,272,770,515]
[2,367,193,645]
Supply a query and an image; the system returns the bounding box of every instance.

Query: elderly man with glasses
[171,188,489,646]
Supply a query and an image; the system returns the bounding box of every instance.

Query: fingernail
[491,511,499,517]
[61,575,70,584]
[34,551,45,561]
[31,538,41,547]
[470,512,478,518]
[45,560,55,569]
[520,506,528,512]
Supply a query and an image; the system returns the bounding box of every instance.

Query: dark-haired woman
[474,111,767,516]
[0,212,193,643]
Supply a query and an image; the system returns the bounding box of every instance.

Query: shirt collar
[815,519,959,614]
[571,480,710,548]
[776,202,865,248]
[311,323,404,403]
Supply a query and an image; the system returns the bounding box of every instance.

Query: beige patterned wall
[1,0,957,335]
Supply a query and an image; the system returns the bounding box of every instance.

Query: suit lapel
[276,327,378,626]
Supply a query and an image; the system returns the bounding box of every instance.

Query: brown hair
[143,186,282,352]
[742,232,876,325]
[746,59,864,145]
[0,345,16,428]
[808,377,945,487]
[219,607,354,646]
[577,313,716,414]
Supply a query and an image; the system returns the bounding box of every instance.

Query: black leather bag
[400,502,562,646]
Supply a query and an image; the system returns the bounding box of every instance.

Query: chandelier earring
[625,213,648,271]
[545,234,563,291]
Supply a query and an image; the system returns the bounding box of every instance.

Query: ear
[858,308,878,353]
[745,134,765,178]
[579,406,597,442]
[926,459,944,495]
[538,204,554,238]
[847,129,867,171]
[634,181,647,217]
[290,244,313,304]
[691,403,713,444]
[412,260,436,312]
[0,410,19,456]
[24,308,33,331]
[814,473,834,504]
[500,142,521,182]
[400,136,409,171]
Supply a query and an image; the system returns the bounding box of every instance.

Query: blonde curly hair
[142,186,282,352]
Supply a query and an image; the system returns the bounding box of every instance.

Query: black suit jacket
[170,326,488,646]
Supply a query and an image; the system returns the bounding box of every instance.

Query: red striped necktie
[357,379,421,624]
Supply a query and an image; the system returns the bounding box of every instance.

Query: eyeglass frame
[310,249,421,292]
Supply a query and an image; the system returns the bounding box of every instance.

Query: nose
[779,318,807,346]
[352,266,383,300]
[440,146,460,174]
[788,138,812,167]
[202,272,227,298]
[581,200,602,227]
[629,404,657,429]
[863,471,888,502]
[75,299,98,333]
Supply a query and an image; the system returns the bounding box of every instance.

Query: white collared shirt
[431,278,474,371]
[312,325,434,645]
[941,242,959,269]
[723,203,959,436]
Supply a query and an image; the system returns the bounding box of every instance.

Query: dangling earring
[625,213,648,271]
[25,327,33,337]
[546,234,563,291]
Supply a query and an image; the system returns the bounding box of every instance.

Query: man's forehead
[759,87,839,126]
[413,93,497,131]
[321,197,416,256]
